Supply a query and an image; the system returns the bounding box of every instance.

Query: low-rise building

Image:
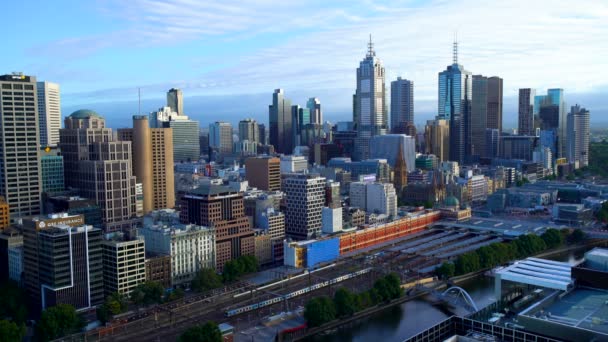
[145,253,172,289]
[254,230,272,266]
[102,233,146,296]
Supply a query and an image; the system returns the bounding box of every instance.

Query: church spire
[394,143,407,194]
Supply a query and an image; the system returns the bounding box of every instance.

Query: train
[225,268,371,317]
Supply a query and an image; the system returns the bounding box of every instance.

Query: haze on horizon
[3,0,608,129]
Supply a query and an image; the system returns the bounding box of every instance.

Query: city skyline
[3,1,607,129]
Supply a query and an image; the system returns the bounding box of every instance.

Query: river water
[305,250,585,342]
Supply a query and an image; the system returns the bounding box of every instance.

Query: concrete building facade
[37,81,61,147]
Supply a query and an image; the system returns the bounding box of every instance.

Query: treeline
[436,228,586,278]
[304,273,403,328]
[191,255,258,292]
[0,281,28,342]
[178,321,222,342]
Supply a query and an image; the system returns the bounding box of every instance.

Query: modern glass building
[41,155,64,193]
[390,77,414,133]
[269,89,293,154]
[535,89,566,158]
[306,97,322,125]
[438,41,472,165]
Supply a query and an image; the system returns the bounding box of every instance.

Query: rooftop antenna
[453,31,458,64]
[367,34,375,57]
[138,87,141,115]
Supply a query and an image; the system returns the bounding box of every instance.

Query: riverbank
[292,240,604,341]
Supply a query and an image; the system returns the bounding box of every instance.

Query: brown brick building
[180,184,254,271]
[245,156,281,191]
[145,253,172,289]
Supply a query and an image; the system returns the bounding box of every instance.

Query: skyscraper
[438,40,472,165]
[535,89,566,158]
[238,119,259,143]
[37,81,61,147]
[150,106,200,162]
[0,73,42,217]
[282,173,326,240]
[353,36,387,160]
[269,89,293,154]
[390,77,414,133]
[167,88,184,116]
[118,116,175,213]
[425,119,450,162]
[209,121,233,156]
[307,97,322,125]
[567,105,590,168]
[60,110,137,232]
[518,88,536,136]
[471,75,503,159]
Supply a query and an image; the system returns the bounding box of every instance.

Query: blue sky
[3,0,608,129]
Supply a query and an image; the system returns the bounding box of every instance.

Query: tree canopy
[0,281,28,324]
[36,304,84,342]
[131,281,165,305]
[333,288,359,317]
[192,268,223,292]
[0,320,24,342]
[304,296,336,327]
[178,321,222,342]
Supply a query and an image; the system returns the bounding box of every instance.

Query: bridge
[414,284,479,313]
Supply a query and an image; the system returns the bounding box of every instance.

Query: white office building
[37,81,61,147]
[322,207,343,234]
[280,155,308,173]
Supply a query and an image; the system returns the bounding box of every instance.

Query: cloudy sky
[3,0,608,128]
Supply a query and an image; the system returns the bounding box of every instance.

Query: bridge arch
[442,286,479,312]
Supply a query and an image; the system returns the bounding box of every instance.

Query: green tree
[597,202,608,222]
[0,320,24,342]
[178,321,222,342]
[385,273,403,300]
[304,296,336,327]
[357,291,374,310]
[541,228,564,249]
[0,281,28,324]
[435,262,455,279]
[333,288,358,317]
[192,268,222,292]
[455,252,480,275]
[222,260,240,283]
[36,304,84,342]
[131,282,165,305]
[569,228,586,243]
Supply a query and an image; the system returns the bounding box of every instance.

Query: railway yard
[81,224,509,341]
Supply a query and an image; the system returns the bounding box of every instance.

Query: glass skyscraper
[269,89,293,154]
[438,41,472,165]
[535,89,566,158]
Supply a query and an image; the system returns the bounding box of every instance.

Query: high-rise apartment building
[150,105,200,163]
[390,77,414,133]
[118,116,175,213]
[518,88,536,136]
[353,37,387,160]
[37,81,61,147]
[438,42,472,165]
[102,233,146,296]
[209,121,233,156]
[269,89,293,154]
[238,119,259,143]
[0,73,42,217]
[535,89,567,158]
[567,105,590,168]
[180,184,254,271]
[282,174,326,240]
[307,98,322,125]
[425,119,450,162]
[167,88,184,116]
[245,156,281,191]
[22,214,101,310]
[471,75,503,159]
[60,110,137,232]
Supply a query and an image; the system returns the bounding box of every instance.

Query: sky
[3,0,608,129]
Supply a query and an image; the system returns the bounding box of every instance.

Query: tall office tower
[119,116,175,213]
[22,214,102,310]
[485,129,500,160]
[438,41,472,165]
[60,110,137,232]
[258,124,267,145]
[209,121,233,156]
[567,105,590,168]
[282,173,326,240]
[424,119,450,162]
[269,89,293,154]
[167,88,184,116]
[393,144,408,194]
[0,73,42,217]
[307,97,322,125]
[353,36,387,160]
[37,81,61,147]
[471,75,502,159]
[180,184,254,271]
[102,234,146,296]
[390,77,414,133]
[150,105,200,163]
[238,118,259,143]
[41,154,65,193]
[245,156,281,191]
[292,105,311,147]
[518,88,536,136]
[535,89,566,158]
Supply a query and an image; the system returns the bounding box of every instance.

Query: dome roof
[69,109,102,119]
[445,196,460,207]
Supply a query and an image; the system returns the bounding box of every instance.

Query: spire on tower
[367,34,375,57]
[453,31,458,64]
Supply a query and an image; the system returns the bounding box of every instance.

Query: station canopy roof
[496,257,573,291]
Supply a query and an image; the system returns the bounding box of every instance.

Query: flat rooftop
[496,257,573,291]
[524,287,608,335]
[434,217,562,237]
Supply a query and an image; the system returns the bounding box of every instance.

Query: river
[304,250,585,342]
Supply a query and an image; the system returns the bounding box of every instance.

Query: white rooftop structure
[495,257,574,298]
